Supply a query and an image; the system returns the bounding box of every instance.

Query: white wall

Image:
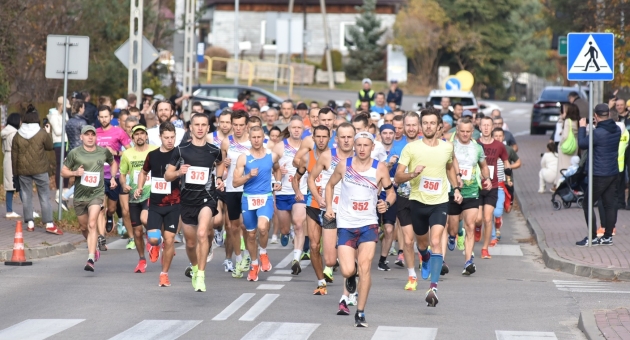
[209,10,396,57]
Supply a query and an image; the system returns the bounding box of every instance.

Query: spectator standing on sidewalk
[11,109,62,235]
[2,113,23,218]
[568,91,589,119]
[576,104,620,246]
[555,103,579,186]
[355,78,375,109]
[48,96,70,201]
[539,142,558,193]
[386,79,403,108]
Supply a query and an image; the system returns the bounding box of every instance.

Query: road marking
[512,130,530,137]
[0,319,85,340]
[212,293,256,321]
[553,280,630,293]
[274,270,293,275]
[239,294,279,321]
[276,252,293,268]
[267,276,292,282]
[496,330,557,339]
[257,284,285,290]
[241,322,319,340]
[488,245,523,256]
[109,320,201,340]
[372,326,438,339]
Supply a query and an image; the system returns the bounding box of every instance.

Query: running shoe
[159,273,171,287]
[348,292,358,306]
[134,259,147,273]
[345,272,357,294]
[98,235,107,251]
[244,253,252,268]
[174,232,182,243]
[260,254,272,272]
[313,284,327,295]
[489,238,498,247]
[126,238,136,250]
[323,266,334,283]
[232,258,248,278]
[354,311,368,328]
[5,212,20,219]
[425,287,439,307]
[474,225,481,242]
[84,259,95,272]
[280,234,290,247]
[447,235,456,251]
[300,250,311,261]
[45,224,63,235]
[456,230,466,251]
[195,272,206,292]
[214,231,224,247]
[247,264,260,281]
[405,276,417,291]
[481,249,491,259]
[26,221,35,232]
[148,244,160,263]
[389,245,397,256]
[378,261,391,271]
[291,260,302,275]
[337,300,350,315]
[185,265,193,278]
[599,237,613,246]
[223,259,234,272]
[495,216,502,230]
[420,253,431,280]
[441,261,449,275]
[270,234,279,244]
[105,217,114,233]
[117,222,127,237]
[463,259,476,275]
[395,253,404,267]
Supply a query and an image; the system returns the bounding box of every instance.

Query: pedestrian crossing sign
[567,33,614,81]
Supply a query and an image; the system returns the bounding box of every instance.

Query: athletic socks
[408,268,416,278]
[429,253,443,285]
[293,249,302,261]
[88,254,95,261]
[236,254,243,263]
[340,295,349,303]
[251,259,259,265]
[318,279,326,286]
[260,248,267,255]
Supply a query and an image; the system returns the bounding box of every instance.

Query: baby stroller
[551,168,585,210]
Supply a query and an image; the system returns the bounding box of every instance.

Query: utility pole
[319,0,334,89]
[128,0,144,100]
[233,0,240,85]
[183,0,196,121]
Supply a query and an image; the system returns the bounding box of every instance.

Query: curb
[0,242,76,262]
[578,310,604,340]
[514,181,630,281]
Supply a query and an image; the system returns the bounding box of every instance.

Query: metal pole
[319,0,334,90]
[129,0,143,101]
[588,81,593,247]
[183,0,195,121]
[57,36,70,219]
[233,0,239,85]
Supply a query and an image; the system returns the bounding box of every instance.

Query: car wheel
[530,126,543,135]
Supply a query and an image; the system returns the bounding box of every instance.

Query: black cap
[327,100,337,109]
[594,103,610,115]
[296,103,308,110]
[250,102,260,110]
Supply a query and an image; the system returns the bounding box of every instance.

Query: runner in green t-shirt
[119,125,157,273]
[62,125,117,272]
[445,118,492,276]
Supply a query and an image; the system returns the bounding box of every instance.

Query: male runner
[137,122,180,286]
[147,100,186,147]
[164,113,225,292]
[446,118,491,275]
[120,125,157,273]
[232,126,282,281]
[351,114,387,161]
[376,124,397,271]
[325,131,395,327]
[96,105,131,251]
[395,108,462,307]
[293,108,337,169]
[476,116,510,259]
[62,125,117,271]
[273,116,309,275]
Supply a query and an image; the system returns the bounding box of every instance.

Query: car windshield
[539,90,572,102]
[429,97,475,106]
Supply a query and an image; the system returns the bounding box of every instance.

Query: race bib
[488,165,495,180]
[151,177,171,194]
[186,166,209,185]
[314,174,323,185]
[247,194,268,210]
[459,166,473,181]
[351,199,370,211]
[133,170,151,185]
[420,176,442,194]
[81,171,100,187]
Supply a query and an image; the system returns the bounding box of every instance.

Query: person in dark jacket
[66,99,89,152]
[386,79,403,108]
[568,91,589,119]
[81,90,100,128]
[575,103,621,246]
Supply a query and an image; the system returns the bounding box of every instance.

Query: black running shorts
[409,200,448,236]
[147,204,180,234]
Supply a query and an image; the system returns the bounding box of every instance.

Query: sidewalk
[515,134,630,281]
[580,308,630,340]
[0,198,84,261]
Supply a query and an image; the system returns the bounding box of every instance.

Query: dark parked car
[530,86,587,135]
[191,85,284,112]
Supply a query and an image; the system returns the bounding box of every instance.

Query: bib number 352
[420,176,442,194]
[352,200,369,211]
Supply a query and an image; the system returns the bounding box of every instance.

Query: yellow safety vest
[619,129,629,172]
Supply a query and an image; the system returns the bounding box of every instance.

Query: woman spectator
[539,142,559,193]
[2,113,22,218]
[47,96,70,200]
[555,103,580,186]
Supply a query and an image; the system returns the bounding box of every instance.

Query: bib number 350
[420,176,442,194]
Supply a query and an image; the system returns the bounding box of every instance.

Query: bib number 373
[420,176,442,194]
[186,166,209,185]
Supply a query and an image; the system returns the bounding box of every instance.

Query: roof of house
[205,0,402,6]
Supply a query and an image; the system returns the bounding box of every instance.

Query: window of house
[340,22,358,50]
[260,20,277,49]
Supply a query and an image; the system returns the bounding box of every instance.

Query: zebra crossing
[553,280,630,293]
[0,319,560,340]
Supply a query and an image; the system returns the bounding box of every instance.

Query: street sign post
[114,36,160,72]
[566,32,615,247]
[45,35,90,219]
[558,36,567,57]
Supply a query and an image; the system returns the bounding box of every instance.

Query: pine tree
[345,0,386,80]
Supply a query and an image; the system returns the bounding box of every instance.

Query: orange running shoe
[313,284,327,295]
[247,264,260,281]
[597,227,605,237]
[474,225,482,242]
[159,273,171,287]
[149,244,160,263]
[134,259,147,273]
[260,253,272,272]
[481,249,491,259]
[489,239,498,247]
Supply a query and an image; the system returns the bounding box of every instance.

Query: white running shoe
[223,259,234,272]
[348,292,358,306]
[5,212,21,218]
[270,234,278,244]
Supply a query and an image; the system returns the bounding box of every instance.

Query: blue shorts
[104,178,121,201]
[275,194,307,211]
[241,193,274,231]
[337,224,379,249]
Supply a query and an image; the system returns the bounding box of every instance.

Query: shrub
[320,50,343,72]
